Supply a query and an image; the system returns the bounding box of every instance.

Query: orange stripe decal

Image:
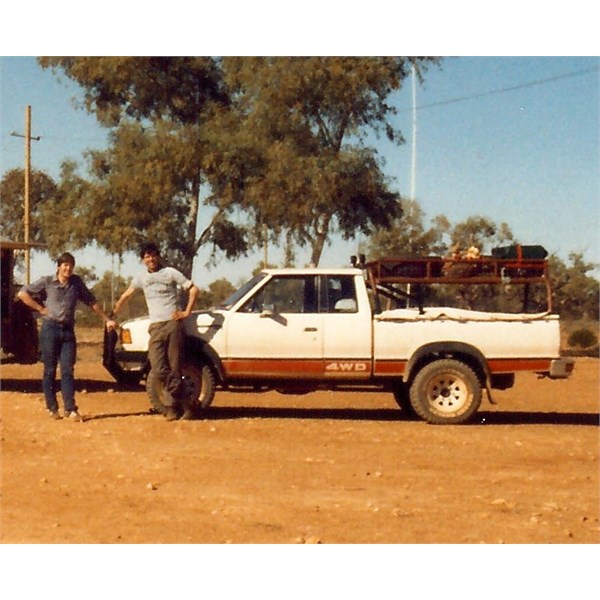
[487,358,552,373]
[222,357,553,379]
[373,360,407,376]
[223,359,323,378]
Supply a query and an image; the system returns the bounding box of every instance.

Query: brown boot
[164,406,178,421]
[180,407,195,420]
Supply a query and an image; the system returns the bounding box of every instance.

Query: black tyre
[392,381,418,419]
[409,359,482,424]
[181,362,216,411]
[146,368,167,414]
[146,362,216,416]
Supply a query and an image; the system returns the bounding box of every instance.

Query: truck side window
[321,276,358,313]
[239,276,318,314]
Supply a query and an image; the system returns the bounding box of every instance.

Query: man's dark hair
[56,252,75,267]
[139,242,160,259]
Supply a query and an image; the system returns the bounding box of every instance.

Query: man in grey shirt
[18,252,116,420]
[112,242,199,420]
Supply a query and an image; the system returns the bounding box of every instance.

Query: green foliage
[567,327,598,348]
[37,57,443,273]
[35,162,89,258]
[449,216,514,252]
[74,269,239,325]
[194,289,214,310]
[37,57,242,278]
[75,269,146,326]
[36,121,245,277]
[207,278,236,306]
[367,199,447,257]
[368,203,516,285]
[193,278,237,310]
[76,266,99,286]
[365,199,599,316]
[0,168,57,243]
[38,57,227,127]
[550,253,600,320]
[204,57,440,266]
[368,203,514,262]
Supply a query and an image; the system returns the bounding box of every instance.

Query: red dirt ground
[1,336,598,545]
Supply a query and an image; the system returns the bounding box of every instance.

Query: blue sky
[1,55,599,286]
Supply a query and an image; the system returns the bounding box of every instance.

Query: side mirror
[260,304,275,318]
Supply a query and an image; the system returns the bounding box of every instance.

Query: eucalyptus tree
[38,57,243,277]
[366,202,519,310]
[203,56,441,265]
[550,253,600,320]
[0,168,56,243]
[366,198,449,259]
[39,56,440,273]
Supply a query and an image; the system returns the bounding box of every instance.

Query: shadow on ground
[80,405,599,427]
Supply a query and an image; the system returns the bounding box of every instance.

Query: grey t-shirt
[132,267,193,324]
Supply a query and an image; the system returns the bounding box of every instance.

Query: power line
[399,65,599,113]
[40,134,106,143]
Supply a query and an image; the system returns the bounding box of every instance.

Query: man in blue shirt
[111,242,199,421]
[18,252,116,421]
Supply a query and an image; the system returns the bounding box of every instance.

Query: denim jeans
[39,319,77,413]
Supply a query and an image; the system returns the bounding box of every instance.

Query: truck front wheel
[409,359,481,424]
[182,362,216,412]
[146,362,216,417]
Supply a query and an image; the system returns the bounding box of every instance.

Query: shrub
[567,327,598,348]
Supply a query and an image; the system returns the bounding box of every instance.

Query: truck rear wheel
[409,359,481,424]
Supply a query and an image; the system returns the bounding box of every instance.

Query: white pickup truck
[103,250,574,424]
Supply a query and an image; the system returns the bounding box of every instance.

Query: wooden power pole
[11,105,40,284]
[24,105,32,283]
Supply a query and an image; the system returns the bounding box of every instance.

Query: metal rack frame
[362,255,552,314]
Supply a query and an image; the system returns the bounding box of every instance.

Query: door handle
[304,327,318,332]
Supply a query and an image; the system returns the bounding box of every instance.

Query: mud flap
[484,379,497,405]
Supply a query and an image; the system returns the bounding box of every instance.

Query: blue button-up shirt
[20,274,97,327]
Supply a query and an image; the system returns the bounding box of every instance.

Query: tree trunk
[181,179,201,279]
[310,215,332,266]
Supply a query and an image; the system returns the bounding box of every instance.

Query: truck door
[321,274,372,380]
[222,274,324,379]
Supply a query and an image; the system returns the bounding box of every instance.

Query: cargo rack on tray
[354,244,552,314]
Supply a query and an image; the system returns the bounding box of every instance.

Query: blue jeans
[39,320,77,413]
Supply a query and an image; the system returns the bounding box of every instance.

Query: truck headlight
[120,328,132,344]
